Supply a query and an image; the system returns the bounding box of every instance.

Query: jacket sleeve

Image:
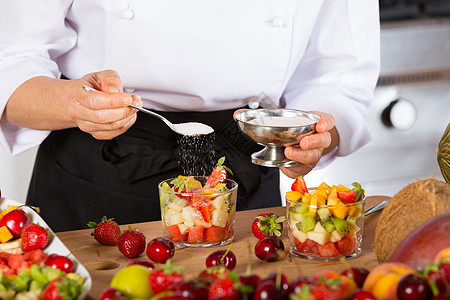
[283,0,380,165]
[0,0,76,155]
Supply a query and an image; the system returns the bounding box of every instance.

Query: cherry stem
[220,241,233,264]
[276,263,282,291]
[246,241,252,276]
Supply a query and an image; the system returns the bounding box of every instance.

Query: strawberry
[292,283,340,300]
[337,182,365,203]
[208,272,242,300]
[291,176,308,194]
[42,277,86,300]
[198,266,230,283]
[149,260,185,294]
[21,223,49,252]
[88,216,121,246]
[117,226,146,258]
[205,157,233,188]
[251,213,285,240]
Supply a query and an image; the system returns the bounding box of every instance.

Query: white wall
[0,147,38,203]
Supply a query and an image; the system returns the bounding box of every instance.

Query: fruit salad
[286,177,366,261]
[159,158,237,247]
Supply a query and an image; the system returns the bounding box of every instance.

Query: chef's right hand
[70,70,142,140]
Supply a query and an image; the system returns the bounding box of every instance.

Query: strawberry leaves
[251,213,286,239]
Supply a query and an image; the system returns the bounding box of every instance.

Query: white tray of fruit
[0,197,91,299]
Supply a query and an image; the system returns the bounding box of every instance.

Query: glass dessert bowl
[286,182,366,261]
[159,176,237,248]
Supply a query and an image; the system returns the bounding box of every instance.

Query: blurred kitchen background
[1,0,449,203]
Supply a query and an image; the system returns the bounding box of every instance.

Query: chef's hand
[280,112,338,178]
[72,70,142,140]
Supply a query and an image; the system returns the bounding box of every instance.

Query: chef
[0,1,380,231]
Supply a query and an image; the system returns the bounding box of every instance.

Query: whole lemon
[110,265,152,299]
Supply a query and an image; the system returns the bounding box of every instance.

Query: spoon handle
[82,85,175,131]
[365,200,389,216]
[128,104,175,131]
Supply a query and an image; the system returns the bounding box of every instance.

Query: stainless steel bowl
[235,109,320,167]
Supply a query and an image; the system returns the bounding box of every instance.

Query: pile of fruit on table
[99,234,450,300]
[0,205,86,299]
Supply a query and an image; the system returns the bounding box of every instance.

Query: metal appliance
[281,1,450,198]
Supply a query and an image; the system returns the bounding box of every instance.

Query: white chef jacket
[0,0,380,163]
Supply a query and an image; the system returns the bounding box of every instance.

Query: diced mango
[329,186,338,199]
[0,226,13,243]
[333,203,350,219]
[316,182,331,192]
[302,193,311,204]
[312,193,327,206]
[348,205,362,219]
[286,191,303,202]
[336,184,350,192]
[309,196,318,216]
[327,196,341,214]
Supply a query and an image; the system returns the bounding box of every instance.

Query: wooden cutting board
[57,196,389,299]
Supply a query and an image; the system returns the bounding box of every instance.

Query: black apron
[26,109,281,232]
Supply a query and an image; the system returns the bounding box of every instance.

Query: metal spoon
[83,85,213,136]
[364,200,389,216]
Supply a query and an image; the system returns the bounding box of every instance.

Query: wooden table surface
[56,196,389,299]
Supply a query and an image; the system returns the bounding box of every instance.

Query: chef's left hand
[280,112,338,178]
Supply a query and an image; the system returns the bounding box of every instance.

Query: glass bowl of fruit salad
[159,175,238,248]
[286,178,366,261]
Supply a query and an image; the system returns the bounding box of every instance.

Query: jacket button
[120,8,134,20]
[266,17,285,28]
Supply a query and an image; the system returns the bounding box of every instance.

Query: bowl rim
[158,176,238,195]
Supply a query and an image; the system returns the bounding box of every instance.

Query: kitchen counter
[56,196,389,299]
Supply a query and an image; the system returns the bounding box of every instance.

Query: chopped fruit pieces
[160,161,237,246]
[0,226,13,243]
[291,176,308,194]
[286,179,365,260]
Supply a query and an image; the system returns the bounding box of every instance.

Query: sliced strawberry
[291,176,308,194]
[205,157,233,188]
[337,182,365,203]
[199,203,212,223]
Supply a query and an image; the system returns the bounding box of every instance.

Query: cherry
[397,273,432,300]
[0,209,29,238]
[290,276,315,295]
[146,237,175,263]
[264,272,290,294]
[351,289,377,300]
[254,236,285,262]
[99,287,123,300]
[205,249,237,270]
[127,258,155,270]
[239,273,260,299]
[253,278,289,300]
[44,254,75,273]
[341,267,370,288]
[175,279,209,300]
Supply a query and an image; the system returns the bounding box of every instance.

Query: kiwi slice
[332,217,349,235]
[296,214,316,233]
[322,220,335,233]
[292,204,309,215]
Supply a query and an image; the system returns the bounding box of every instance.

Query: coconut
[374,178,450,264]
